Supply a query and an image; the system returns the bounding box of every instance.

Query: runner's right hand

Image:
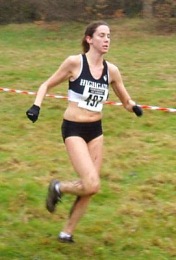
[26,104,40,123]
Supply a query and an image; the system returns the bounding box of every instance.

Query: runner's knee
[84,179,100,195]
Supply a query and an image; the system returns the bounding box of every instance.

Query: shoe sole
[58,237,74,243]
[46,180,61,213]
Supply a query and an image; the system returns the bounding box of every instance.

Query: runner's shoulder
[106,61,119,73]
[66,54,81,67]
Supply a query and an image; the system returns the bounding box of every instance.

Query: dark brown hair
[82,20,109,53]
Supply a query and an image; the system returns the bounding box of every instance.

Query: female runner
[26,20,142,243]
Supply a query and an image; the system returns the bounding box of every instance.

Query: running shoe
[46,180,62,213]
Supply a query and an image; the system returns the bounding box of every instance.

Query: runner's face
[88,25,110,54]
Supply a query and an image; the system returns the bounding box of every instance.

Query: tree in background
[0,0,175,31]
[142,0,153,18]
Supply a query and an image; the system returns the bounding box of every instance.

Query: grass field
[0,19,176,260]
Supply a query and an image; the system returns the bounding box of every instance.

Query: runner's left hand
[132,105,143,117]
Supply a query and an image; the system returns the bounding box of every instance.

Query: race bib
[78,84,108,112]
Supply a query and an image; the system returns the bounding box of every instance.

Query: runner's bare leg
[60,135,103,234]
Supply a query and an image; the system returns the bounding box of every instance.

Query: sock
[55,183,60,193]
[59,231,71,238]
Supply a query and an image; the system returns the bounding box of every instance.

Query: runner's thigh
[65,136,99,184]
[88,135,103,174]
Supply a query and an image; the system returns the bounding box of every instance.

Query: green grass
[0,19,176,259]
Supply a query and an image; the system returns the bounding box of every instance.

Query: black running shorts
[61,119,103,143]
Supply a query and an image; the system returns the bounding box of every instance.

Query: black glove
[132,105,143,117]
[26,104,40,123]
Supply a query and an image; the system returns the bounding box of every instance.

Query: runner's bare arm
[108,63,136,112]
[34,55,79,107]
